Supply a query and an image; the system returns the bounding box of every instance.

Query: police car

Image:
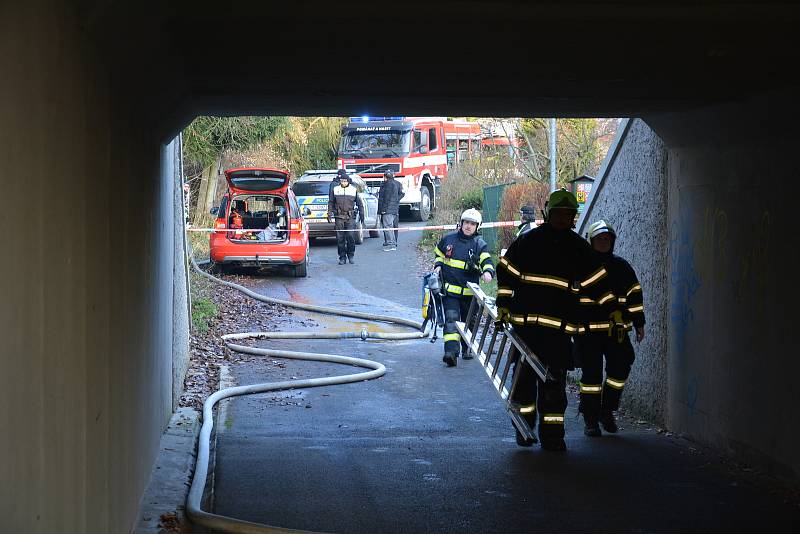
[292,170,380,243]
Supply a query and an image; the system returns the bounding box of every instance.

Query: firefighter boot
[461,340,473,360]
[514,412,538,446]
[442,352,458,367]
[599,409,619,433]
[583,414,601,437]
[538,422,567,452]
[540,436,567,452]
[515,427,538,447]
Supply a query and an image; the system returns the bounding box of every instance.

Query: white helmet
[586,220,616,241]
[460,208,482,227]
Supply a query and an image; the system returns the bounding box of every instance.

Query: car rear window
[292,181,332,196]
[228,170,288,191]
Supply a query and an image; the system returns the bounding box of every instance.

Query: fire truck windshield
[339,129,410,157]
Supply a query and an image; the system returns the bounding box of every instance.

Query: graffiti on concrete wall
[668,204,702,362]
[696,206,728,281]
[670,201,773,416]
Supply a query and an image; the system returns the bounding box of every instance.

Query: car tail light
[214,219,226,234]
[290,219,302,235]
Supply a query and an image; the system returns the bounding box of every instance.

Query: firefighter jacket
[582,252,646,334]
[495,223,611,335]
[434,230,494,297]
[377,178,404,215]
[328,184,365,222]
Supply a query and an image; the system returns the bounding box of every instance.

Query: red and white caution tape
[186,219,542,233]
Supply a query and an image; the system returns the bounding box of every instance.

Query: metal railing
[455,282,552,442]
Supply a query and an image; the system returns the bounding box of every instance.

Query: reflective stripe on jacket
[495,223,611,334]
[329,184,365,221]
[434,231,494,297]
[581,253,646,331]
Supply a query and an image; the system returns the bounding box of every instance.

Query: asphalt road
[211,224,799,533]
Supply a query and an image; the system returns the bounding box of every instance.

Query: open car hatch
[225,168,289,193]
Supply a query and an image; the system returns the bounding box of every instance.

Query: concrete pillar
[0,1,187,531]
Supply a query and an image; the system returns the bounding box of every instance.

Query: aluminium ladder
[455,282,552,442]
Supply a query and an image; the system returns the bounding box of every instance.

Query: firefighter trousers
[509,328,570,440]
[577,333,635,417]
[442,295,470,356]
[334,217,356,259]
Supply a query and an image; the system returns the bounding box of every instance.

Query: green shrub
[454,188,483,211]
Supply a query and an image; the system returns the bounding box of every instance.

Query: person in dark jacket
[577,220,646,437]
[328,169,365,265]
[515,204,537,238]
[496,189,613,451]
[433,209,494,367]
[377,170,404,251]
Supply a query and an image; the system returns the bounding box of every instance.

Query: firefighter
[328,169,365,265]
[516,204,537,238]
[433,209,494,367]
[496,189,612,451]
[577,220,646,436]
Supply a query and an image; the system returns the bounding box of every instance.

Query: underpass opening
[6,2,800,532]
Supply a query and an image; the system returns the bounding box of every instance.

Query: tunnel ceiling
[74,0,800,130]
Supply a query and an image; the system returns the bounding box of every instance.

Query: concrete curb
[134,407,201,533]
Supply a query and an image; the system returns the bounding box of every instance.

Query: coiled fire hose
[186,253,430,533]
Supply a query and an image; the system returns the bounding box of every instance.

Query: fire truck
[337,117,481,220]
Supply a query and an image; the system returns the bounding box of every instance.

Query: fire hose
[185,253,431,533]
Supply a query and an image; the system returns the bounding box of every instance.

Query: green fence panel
[481,182,515,252]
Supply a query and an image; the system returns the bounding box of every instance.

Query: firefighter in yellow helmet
[576,220,646,437]
[433,208,495,367]
[496,189,613,451]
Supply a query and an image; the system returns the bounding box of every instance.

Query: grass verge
[190,268,218,333]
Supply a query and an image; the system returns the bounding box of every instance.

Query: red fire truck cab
[337,117,481,221]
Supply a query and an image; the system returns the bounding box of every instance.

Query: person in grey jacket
[377,170,404,251]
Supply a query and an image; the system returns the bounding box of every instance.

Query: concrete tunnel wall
[0,4,188,533]
[576,119,670,424]
[581,106,800,482]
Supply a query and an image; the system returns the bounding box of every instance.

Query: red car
[209,167,310,277]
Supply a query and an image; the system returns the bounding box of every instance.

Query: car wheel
[412,187,431,221]
[354,221,364,244]
[209,261,226,275]
[369,223,380,238]
[292,255,308,277]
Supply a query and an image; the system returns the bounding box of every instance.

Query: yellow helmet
[544,188,578,220]
[586,220,616,241]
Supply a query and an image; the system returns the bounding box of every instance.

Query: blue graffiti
[667,204,702,360]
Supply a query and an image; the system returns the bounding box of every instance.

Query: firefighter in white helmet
[432,208,495,367]
[577,220,646,437]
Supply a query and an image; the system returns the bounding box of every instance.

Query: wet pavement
[211,223,799,533]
